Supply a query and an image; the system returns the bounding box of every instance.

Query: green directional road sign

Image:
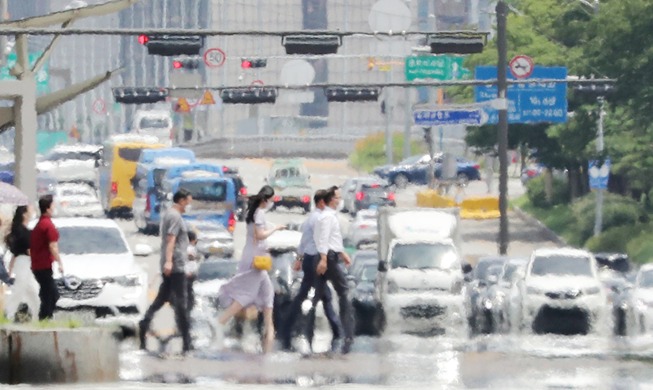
[405,55,468,82]
[0,52,50,94]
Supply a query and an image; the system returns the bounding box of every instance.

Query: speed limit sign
[203,48,226,68]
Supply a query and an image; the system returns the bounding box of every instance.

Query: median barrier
[460,196,501,220]
[0,326,119,384]
[416,190,456,208]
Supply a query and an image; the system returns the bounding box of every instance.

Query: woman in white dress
[217,185,285,353]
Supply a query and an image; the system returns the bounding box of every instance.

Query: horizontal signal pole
[0,27,462,37]
[153,78,616,91]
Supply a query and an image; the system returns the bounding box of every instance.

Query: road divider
[416,190,500,220]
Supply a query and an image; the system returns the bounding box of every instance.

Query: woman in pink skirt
[217,185,285,353]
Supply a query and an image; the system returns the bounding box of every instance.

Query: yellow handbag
[253,255,272,271]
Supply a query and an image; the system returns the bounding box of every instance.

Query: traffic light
[113,87,168,104]
[172,56,201,70]
[427,33,486,54]
[138,34,203,56]
[241,58,267,69]
[282,34,341,55]
[325,87,381,102]
[220,87,277,104]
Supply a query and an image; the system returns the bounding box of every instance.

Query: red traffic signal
[138,34,149,45]
[172,60,183,69]
[241,60,252,69]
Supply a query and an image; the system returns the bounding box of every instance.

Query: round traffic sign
[92,98,106,115]
[509,55,534,79]
[203,48,226,68]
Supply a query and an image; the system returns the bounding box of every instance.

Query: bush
[584,224,645,254]
[627,231,653,264]
[349,132,425,172]
[573,192,649,245]
[526,175,569,208]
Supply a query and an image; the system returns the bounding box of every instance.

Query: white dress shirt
[298,208,322,256]
[314,207,345,255]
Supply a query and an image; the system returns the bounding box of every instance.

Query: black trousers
[32,269,59,321]
[312,250,354,340]
[141,272,192,351]
[187,275,196,314]
[282,254,341,344]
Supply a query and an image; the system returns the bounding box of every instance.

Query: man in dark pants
[281,189,341,351]
[30,195,65,320]
[314,186,355,354]
[139,189,193,354]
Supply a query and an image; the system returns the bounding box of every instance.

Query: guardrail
[184,135,362,159]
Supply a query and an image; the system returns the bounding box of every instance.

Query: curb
[511,206,567,246]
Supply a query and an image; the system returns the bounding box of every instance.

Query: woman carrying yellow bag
[216,185,286,353]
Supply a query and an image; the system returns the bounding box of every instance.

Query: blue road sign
[413,108,487,126]
[589,159,610,190]
[474,66,567,124]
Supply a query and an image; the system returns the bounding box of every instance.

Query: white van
[132,110,173,146]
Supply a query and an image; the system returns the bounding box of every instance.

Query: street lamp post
[496,1,510,255]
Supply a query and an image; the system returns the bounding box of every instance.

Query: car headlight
[526,286,542,295]
[584,286,601,295]
[104,274,141,287]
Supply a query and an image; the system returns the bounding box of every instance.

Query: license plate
[209,246,224,254]
[285,197,298,202]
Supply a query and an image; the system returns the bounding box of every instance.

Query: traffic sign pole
[497,0,510,256]
[594,97,606,237]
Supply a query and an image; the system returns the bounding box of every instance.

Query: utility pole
[0,0,7,66]
[385,69,393,164]
[496,0,510,255]
[594,96,606,236]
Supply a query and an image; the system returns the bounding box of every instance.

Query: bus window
[181,181,227,202]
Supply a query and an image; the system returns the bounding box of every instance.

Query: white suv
[20,218,148,317]
[510,248,607,335]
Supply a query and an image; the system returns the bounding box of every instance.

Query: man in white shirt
[280,189,341,351]
[313,186,354,354]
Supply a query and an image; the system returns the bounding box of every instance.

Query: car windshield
[390,243,458,270]
[398,155,423,165]
[197,261,238,281]
[58,226,128,255]
[180,181,227,202]
[530,255,593,277]
[474,259,505,281]
[360,265,378,282]
[638,270,653,288]
[45,151,96,162]
[140,117,170,129]
[118,147,144,162]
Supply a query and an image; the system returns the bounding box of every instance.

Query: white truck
[375,207,466,336]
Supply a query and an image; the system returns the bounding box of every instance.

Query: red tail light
[387,192,395,201]
[473,164,480,170]
[359,224,369,229]
[240,187,248,196]
[111,181,118,195]
[371,184,380,188]
[302,195,310,203]
[355,192,364,201]
[222,166,228,172]
[273,195,281,202]
[228,212,236,233]
[145,195,151,212]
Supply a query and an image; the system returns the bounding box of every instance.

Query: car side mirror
[462,263,473,274]
[378,261,388,273]
[133,244,153,257]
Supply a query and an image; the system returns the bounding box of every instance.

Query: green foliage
[514,195,581,245]
[585,224,645,254]
[349,132,425,173]
[572,192,649,244]
[526,175,569,208]
[626,231,653,265]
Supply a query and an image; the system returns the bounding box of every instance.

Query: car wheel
[393,174,409,189]
[372,308,386,336]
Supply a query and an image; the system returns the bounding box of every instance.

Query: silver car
[189,220,235,259]
[53,183,104,218]
[345,209,378,249]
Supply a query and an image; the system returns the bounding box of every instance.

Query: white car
[510,248,608,335]
[345,209,378,249]
[188,220,235,259]
[632,264,653,332]
[133,110,173,146]
[53,183,104,218]
[20,218,148,317]
[36,144,102,187]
